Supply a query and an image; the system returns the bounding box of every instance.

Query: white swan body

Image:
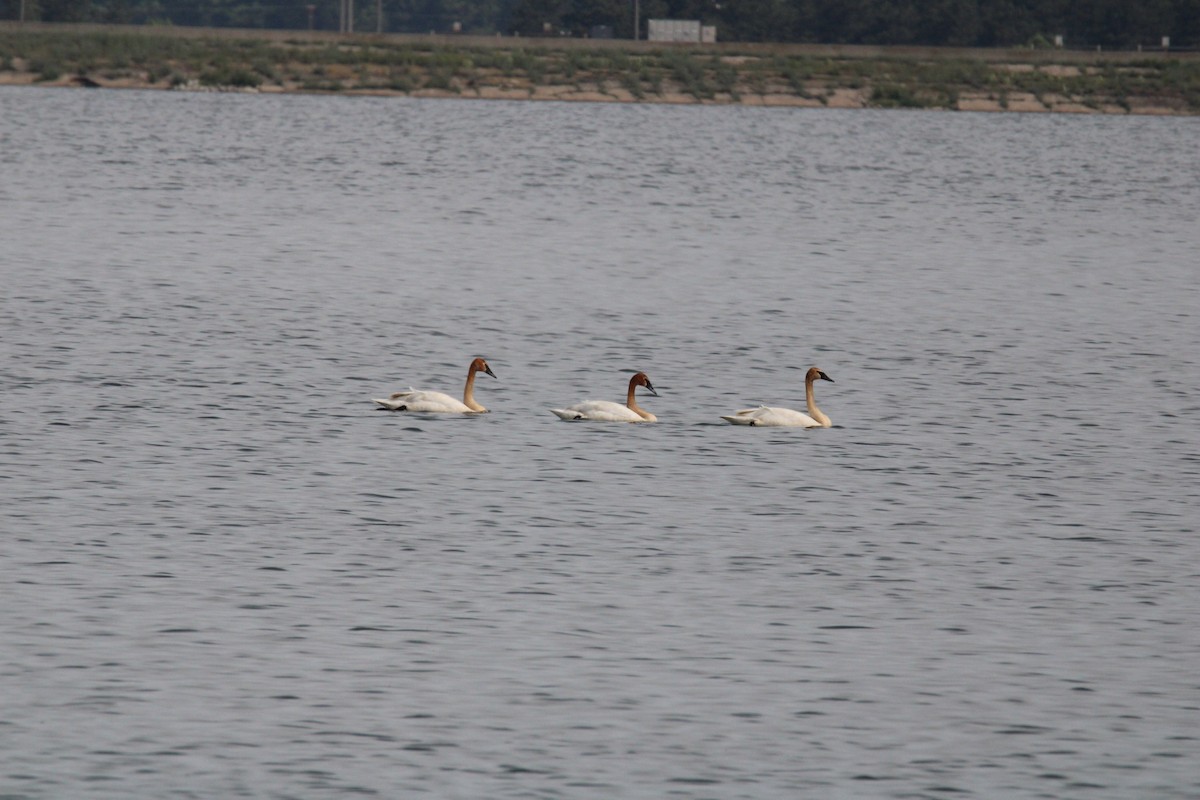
[551,372,658,423]
[723,405,823,427]
[375,389,474,414]
[722,367,834,428]
[374,358,496,413]
[553,400,648,422]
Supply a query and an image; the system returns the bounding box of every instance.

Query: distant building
[647,19,716,43]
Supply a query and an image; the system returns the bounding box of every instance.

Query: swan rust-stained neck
[463,357,498,413]
[626,371,658,422]
[805,367,833,427]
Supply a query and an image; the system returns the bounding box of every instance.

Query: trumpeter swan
[373,357,497,413]
[551,372,658,422]
[721,367,834,427]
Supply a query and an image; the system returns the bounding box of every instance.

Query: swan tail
[372,387,416,410]
[550,408,584,420]
[721,408,762,425]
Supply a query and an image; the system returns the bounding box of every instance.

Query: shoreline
[4,77,1183,116]
[3,23,1198,115]
[4,74,1189,117]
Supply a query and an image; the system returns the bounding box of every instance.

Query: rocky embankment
[3,23,1198,114]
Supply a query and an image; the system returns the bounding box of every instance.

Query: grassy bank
[3,23,1199,113]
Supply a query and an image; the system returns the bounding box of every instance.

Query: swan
[373,358,497,413]
[551,372,658,422]
[721,367,834,428]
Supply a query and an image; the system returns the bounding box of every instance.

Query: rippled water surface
[2,86,1199,798]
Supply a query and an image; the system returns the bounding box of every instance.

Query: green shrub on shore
[778,57,818,98]
[301,78,344,91]
[31,58,62,81]
[871,83,924,108]
[712,55,738,98]
[664,50,711,99]
[423,69,457,92]
[619,70,644,99]
[199,64,261,87]
[917,59,990,89]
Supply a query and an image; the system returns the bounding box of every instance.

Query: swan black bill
[819,372,833,382]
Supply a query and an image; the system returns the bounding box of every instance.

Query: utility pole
[633,0,639,40]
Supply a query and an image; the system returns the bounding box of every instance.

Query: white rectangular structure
[648,19,702,43]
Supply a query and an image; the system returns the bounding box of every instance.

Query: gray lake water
[2,86,1198,799]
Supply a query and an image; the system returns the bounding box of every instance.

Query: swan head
[807,367,833,383]
[471,358,498,379]
[631,372,658,396]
